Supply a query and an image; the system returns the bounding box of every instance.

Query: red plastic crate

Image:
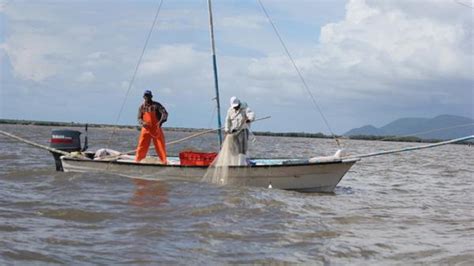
[179,151,218,166]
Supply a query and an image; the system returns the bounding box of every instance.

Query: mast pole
[207,0,223,146]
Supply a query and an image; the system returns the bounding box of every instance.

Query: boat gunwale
[61,156,359,169]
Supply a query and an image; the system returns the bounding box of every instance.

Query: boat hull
[61,157,358,192]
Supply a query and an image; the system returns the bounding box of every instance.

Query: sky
[0,0,473,134]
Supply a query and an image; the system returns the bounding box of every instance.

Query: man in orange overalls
[135,90,168,163]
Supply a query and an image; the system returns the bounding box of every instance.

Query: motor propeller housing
[49,129,84,171]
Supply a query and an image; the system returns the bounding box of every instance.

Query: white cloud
[3,33,65,82]
[220,15,266,30]
[247,56,295,80]
[316,0,472,84]
[3,0,58,22]
[2,2,124,84]
[2,4,100,82]
[3,28,102,82]
[120,81,129,90]
[87,51,105,60]
[140,44,209,77]
[159,87,172,94]
[136,44,216,99]
[77,71,95,83]
[151,9,207,31]
[83,51,113,68]
[242,0,473,104]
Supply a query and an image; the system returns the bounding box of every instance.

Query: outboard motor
[50,129,84,171]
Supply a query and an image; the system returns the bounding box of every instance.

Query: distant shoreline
[1,118,471,144]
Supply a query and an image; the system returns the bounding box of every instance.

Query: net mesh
[202,134,247,185]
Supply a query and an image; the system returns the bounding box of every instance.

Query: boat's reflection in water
[129,178,169,207]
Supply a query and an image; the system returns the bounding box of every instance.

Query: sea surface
[0,124,473,264]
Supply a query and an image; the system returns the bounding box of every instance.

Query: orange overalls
[135,110,167,163]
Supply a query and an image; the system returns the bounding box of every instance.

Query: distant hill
[344,115,474,140]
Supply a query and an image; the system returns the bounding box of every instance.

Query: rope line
[256,0,340,148]
[106,0,164,149]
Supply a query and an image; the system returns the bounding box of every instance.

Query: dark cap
[143,90,153,97]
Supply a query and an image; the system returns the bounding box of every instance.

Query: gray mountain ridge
[344,114,474,140]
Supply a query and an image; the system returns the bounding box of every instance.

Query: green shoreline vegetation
[1,119,471,145]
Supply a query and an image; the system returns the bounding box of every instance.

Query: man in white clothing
[224,96,256,155]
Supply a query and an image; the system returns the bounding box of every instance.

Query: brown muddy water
[0,124,473,264]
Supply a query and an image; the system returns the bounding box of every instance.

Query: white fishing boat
[53,133,471,192]
[60,155,359,192]
[0,1,472,192]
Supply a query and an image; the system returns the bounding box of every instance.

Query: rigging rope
[256,0,341,148]
[106,0,164,149]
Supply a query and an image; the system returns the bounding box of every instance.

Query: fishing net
[202,134,247,185]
